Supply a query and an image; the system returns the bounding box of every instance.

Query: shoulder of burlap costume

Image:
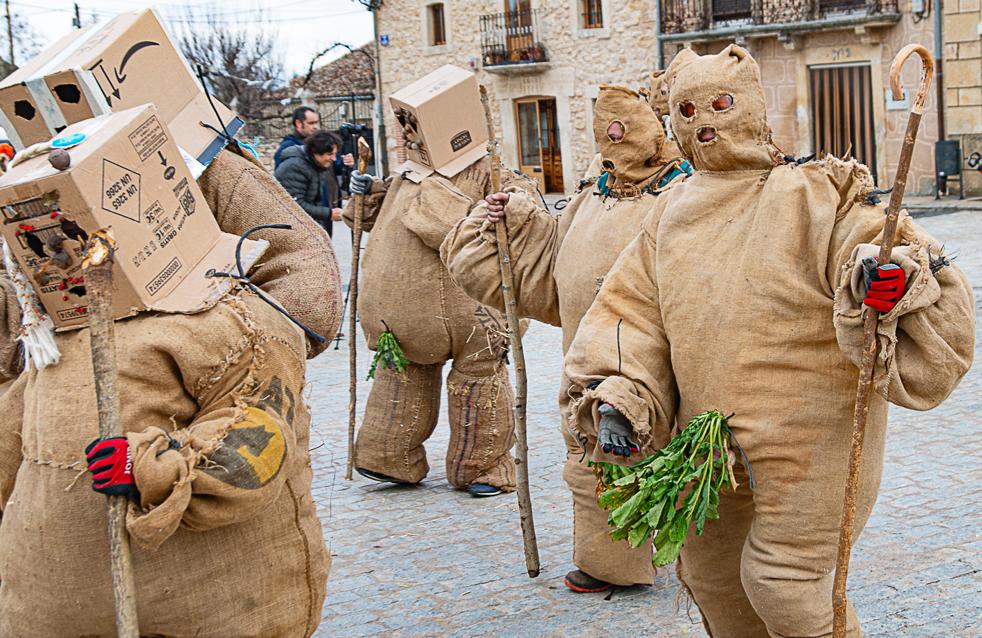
[441,187,578,327]
[0,372,26,509]
[343,175,392,233]
[814,157,976,410]
[198,148,343,357]
[0,271,23,382]
[563,191,680,462]
[111,289,309,550]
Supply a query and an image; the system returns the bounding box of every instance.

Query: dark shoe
[564,569,613,593]
[467,483,503,497]
[355,467,410,484]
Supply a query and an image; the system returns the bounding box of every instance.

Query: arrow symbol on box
[98,65,120,103]
[114,40,160,84]
[158,151,168,167]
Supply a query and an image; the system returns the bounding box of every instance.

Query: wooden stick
[831,44,933,638]
[480,85,540,578]
[347,136,373,481]
[83,229,139,638]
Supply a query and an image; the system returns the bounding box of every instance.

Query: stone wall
[944,0,982,195]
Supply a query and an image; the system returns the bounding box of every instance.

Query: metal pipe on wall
[934,0,944,142]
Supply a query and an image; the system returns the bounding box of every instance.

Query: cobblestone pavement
[305,210,981,637]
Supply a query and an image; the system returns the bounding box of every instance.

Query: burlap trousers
[354,346,517,491]
[562,427,655,586]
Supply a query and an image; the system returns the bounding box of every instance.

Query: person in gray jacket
[275,130,343,236]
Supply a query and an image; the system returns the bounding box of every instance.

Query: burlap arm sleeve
[124,295,306,550]
[342,177,389,233]
[830,207,975,410]
[564,225,678,461]
[0,273,23,382]
[441,189,563,326]
[200,150,343,357]
[0,374,27,510]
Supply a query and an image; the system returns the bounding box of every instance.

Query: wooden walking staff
[479,85,540,578]
[83,229,140,637]
[832,44,933,638]
[346,136,373,481]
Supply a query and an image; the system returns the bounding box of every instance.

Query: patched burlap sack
[441,83,686,584]
[0,289,329,637]
[199,146,343,355]
[344,157,536,490]
[564,45,975,637]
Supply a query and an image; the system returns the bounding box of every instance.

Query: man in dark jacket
[273,106,319,168]
[275,130,343,236]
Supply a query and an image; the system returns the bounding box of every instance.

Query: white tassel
[1,237,60,370]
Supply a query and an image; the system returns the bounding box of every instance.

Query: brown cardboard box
[0,104,263,330]
[0,9,242,166]
[389,64,488,183]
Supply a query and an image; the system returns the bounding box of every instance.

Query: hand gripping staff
[347,136,373,481]
[831,44,933,638]
[479,85,540,578]
[83,229,139,637]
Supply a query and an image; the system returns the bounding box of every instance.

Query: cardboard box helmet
[0,104,263,331]
[390,64,489,183]
[0,9,242,169]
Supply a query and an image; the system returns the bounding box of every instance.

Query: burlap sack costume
[441,85,686,585]
[344,157,535,490]
[0,144,343,382]
[564,46,975,637]
[0,288,329,637]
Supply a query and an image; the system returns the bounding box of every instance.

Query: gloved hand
[85,436,139,499]
[349,170,374,196]
[598,403,639,458]
[861,256,906,313]
[484,192,509,224]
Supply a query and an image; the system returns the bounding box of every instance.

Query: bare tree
[172,4,284,134]
[0,8,41,69]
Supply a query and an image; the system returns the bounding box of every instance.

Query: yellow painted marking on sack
[230,407,286,485]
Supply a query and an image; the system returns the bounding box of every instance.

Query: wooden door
[504,0,533,61]
[810,64,877,182]
[515,97,564,194]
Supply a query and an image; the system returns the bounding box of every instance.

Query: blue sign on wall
[380,34,390,46]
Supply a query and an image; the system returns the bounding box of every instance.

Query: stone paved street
[305,209,982,637]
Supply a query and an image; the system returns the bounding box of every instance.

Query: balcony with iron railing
[661,0,901,40]
[479,9,549,74]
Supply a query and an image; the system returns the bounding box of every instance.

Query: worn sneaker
[564,569,613,593]
[467,483,503,497]
[355,468,409,484]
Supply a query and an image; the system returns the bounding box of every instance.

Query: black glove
[597,403,639,458]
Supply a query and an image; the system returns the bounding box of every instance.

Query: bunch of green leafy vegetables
[367,330,409,380]
[591,410,739,566]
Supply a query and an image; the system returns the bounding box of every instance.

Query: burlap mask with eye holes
[592,84,666,190]
[666,45,781,172]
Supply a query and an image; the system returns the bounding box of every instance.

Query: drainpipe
[934,0,944,142]
[372,4,388,176]
[655,0,664,69]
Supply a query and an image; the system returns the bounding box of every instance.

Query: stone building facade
[374,0,980,195]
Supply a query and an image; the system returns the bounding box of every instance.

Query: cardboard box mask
[390,64,488,183]
[0,104,263,330]
[0,9,242,169]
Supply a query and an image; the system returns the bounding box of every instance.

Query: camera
[337,122,370,192]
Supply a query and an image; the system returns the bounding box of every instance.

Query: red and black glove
[85,437,139,499]
[862,257,906,313]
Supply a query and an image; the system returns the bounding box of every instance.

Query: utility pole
[5,0,14,66]
[370,1,387,176]
[73,3,81,28]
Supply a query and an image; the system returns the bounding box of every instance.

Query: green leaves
[367,330,409,380]
[592,410,737,567]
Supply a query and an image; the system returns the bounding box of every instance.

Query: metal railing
[479,9,548,67]
[662,0,898,33]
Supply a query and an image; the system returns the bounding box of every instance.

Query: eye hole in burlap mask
[711,94,735,112]
[602,159,616,172]
[606,120,626,143]
[679,101,696,120]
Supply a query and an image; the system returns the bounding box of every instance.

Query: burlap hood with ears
[592,84,666,190]
[667,45,780,172]
[647,70,670,119]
